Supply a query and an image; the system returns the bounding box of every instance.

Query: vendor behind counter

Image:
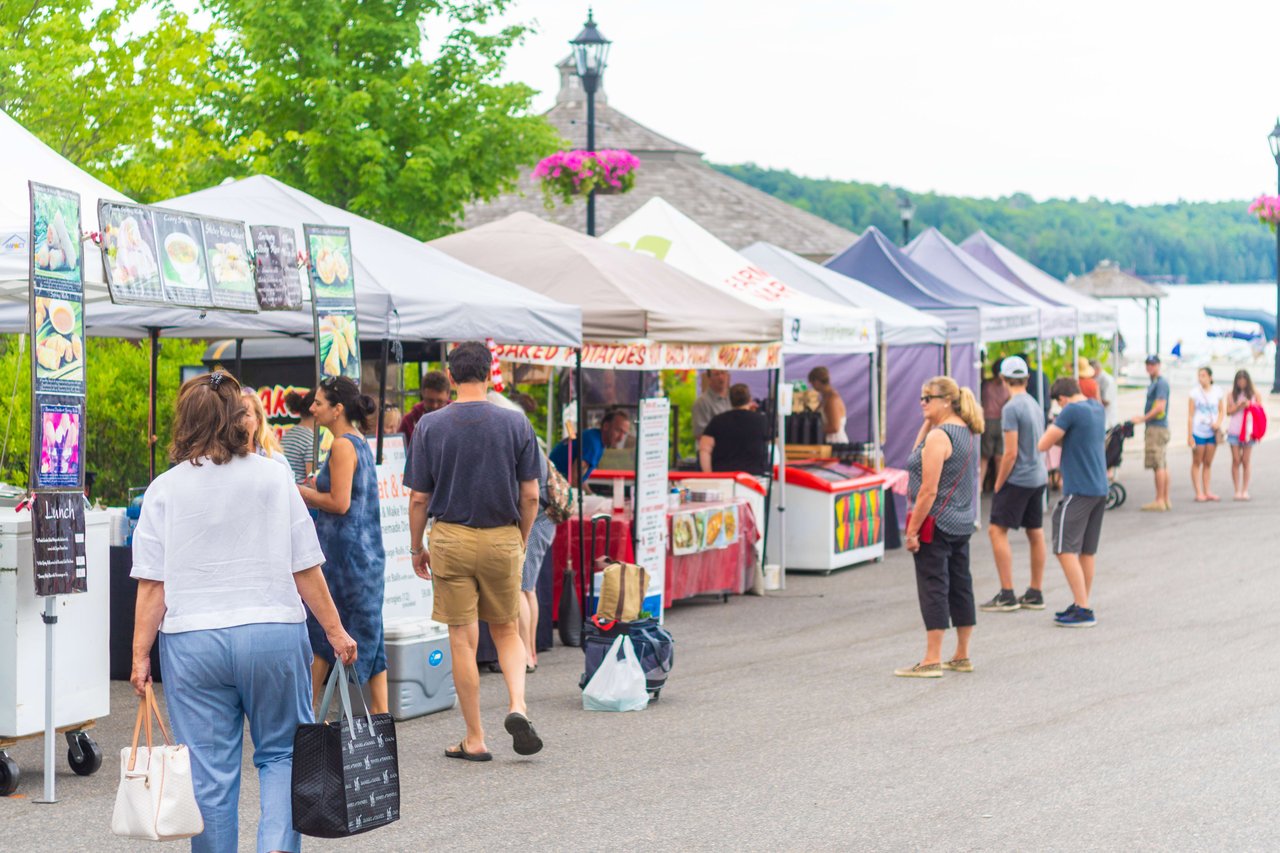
[699,384,770,476]
[549,408,632,485]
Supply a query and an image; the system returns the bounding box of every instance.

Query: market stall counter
[551,495,760,619]
[766,460,887,573]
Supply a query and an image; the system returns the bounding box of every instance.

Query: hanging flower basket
[1248,195,1280,232]
[534,149,640,209]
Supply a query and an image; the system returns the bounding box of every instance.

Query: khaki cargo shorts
[1144,426,1170,470]
[429,521,524,626]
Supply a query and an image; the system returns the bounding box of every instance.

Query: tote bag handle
[126,684,174,772]
[317,659,376,740]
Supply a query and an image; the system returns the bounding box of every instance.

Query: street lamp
[898,195,916,246]
[1270,120,1280,392]
[570,9,611,237]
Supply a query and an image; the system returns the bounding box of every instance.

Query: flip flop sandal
[445,742,492,762]
[504,712,544,756]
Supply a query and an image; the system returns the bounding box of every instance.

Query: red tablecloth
[551,499,759,618]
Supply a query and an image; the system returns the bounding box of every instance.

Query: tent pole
[375,338,389,464]
[943,340,952,377]
[879,342,889,453]
[760,366,779,569]
[1144,298,1151,357]
[147,327,160,483]
[778,352,787,589]
[869,344,882,470]
[1036,337,1046,406]
[233,338,243,381]
[575,350,586,630]
[546,367,556,448]
[1156,299,1162,356]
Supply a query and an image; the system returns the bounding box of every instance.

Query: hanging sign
[488,340,784,371]
[250,224,304,310]
[31,492,87,596]
[304,224,361,384]
[151,208,216,308]
[200,216,257,312]
[98,201,166,304]
[29,181,89,596]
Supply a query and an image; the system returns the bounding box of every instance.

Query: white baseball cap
[999,356,1030,379]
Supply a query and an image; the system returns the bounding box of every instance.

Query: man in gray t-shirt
[407,341,544,761]
[981,356,1048,613]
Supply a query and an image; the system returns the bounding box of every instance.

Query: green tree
[206,0,563,238]
[0,0,242,202]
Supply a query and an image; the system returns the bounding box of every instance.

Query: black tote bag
[292,660,401,838]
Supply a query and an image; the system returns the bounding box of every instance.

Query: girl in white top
[1187,366,1224,502]
[131,371,355,853]
[1225,369,1261,500]
[808,365,850,444]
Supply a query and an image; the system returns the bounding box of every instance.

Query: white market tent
[741,241,946,346]
[603,198,877,355]
[66,176,582,344]
[961,230,1118,337]
[428,211,780,344]
[907,228,1079,340]
[0,108,130,301]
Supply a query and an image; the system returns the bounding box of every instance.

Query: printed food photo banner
[29,182,89,596]
[304,224,360,384]
[99,201,305,313]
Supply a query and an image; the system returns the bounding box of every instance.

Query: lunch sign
[29,182,89,596]
[97,202,304,313]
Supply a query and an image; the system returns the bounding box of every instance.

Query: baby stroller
[1104,422,1134,509]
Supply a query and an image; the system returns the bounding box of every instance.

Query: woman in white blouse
[131,371,356,853]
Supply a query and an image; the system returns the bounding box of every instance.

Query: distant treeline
[714,163,1277,283]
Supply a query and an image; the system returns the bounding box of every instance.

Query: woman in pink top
[1225,370,1260,500]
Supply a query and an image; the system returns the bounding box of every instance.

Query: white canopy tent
[603,198,876,355]
[0,108,129,302]
[741,242,946,346]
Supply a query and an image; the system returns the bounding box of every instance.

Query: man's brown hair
[729,383,752,407]
[170,371,251,466]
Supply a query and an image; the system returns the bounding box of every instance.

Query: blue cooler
[362,618,456,720]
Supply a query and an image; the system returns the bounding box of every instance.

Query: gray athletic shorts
[1051,494,1106,556]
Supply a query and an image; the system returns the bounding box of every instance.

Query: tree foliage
[716,164,1276,284]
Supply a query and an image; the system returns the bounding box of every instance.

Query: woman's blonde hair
[924,376,984,435]
[241,389,281,455]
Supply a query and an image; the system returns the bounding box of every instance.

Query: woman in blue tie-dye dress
[298,377,388,713]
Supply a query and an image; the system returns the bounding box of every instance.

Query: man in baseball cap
[1132,355,1171,510]
[981,355,1049,613]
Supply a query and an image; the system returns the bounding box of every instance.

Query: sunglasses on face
[920,394,946,403]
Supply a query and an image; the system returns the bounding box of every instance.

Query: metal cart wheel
[1106,481,1126,510]
[67,731,102,777]
[0,751,18,796]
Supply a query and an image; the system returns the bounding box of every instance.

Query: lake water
[1114,283,1277,381]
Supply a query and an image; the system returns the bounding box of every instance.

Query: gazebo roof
[460,59,857,261]
[1067,260,1167,299]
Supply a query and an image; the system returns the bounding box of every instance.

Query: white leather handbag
[111,685,204,842]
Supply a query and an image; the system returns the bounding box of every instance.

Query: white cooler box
[363,618,456,721]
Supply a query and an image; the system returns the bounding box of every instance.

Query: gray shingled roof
[459,59,857,262]
[1067,260,1167,299]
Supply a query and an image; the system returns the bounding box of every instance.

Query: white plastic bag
[582,635,650,712]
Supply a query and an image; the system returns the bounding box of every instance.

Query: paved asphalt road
[4,391,1278,851]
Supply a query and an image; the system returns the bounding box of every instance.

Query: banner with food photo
[32,396,83,490]
[250,224,304,310]
[152,207,215,308]
[98,201,166,305]
[31,491,87,596]
[200,216,258,312]
[304,224,360,384]
[30,183,86,399]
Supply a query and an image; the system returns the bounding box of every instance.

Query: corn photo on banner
[29,181,89,596]
[303,224,360,385]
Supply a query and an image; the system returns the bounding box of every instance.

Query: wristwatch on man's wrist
[409,546,424,556]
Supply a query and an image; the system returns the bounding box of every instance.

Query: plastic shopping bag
[582,635,650,712]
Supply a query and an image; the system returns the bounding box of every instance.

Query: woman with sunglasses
[898,377,984,678]
[297,376,389,714]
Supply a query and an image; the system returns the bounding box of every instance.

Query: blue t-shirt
[549,428,604,482]
[1145,376,1170,429]
[1055,399,1108,497]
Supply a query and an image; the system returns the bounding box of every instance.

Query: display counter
[767,459,886,573]
[551,497,759,618]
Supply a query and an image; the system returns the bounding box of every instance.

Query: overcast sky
[466,0,1279,206]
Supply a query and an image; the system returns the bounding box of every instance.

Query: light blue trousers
[160,621,313,853]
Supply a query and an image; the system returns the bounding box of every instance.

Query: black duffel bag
[580,615,674,699]
[292,660,400,838]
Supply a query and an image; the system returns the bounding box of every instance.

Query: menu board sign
[99,201,166,304]
[304,224,361,384]
[31,492,87,596]
[373,435,441,628]
[29,182,89,595]
[201,216,257,312]
[152,208,215,308]
[250,224,304,310]
[634,397,671,622]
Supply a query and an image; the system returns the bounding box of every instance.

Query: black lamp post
[570,10,611,237]
[1270,120,1280,393]
[898,195,916,246]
